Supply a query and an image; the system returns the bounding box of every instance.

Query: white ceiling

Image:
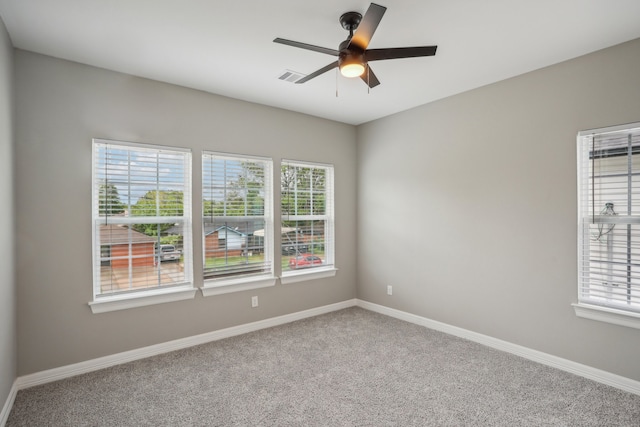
[1,1,640,125]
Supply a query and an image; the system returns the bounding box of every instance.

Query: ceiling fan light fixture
[340,61,365,78]
[338,42,366,78]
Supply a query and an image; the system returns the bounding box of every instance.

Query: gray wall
[14,50,357,375]
[0,16,16,410]
[357,38,640,381]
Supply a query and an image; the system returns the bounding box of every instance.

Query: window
[201,152,275,295]
[281,160,335,283]
[576,122,640,328]
[91,139,194,313]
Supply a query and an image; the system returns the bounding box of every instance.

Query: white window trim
[89,285,197,314]
[280,160,335,282]
[200,275,277,296]
[280,267,338,285]
[572,303,640,330]
[201,152,274,294]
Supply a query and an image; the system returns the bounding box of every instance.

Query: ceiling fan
[273,2,437,88]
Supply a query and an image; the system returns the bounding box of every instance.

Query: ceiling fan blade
[366,46,438,61]
[296,61,339,84]
[360,65,381,88]
[273,38,339,56]
[349,3,387,51]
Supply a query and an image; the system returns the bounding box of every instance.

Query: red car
[289,254,324,269]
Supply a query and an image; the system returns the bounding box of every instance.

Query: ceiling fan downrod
[339,11,362,39]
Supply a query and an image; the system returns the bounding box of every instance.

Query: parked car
[158,244,181,262]
[289,254,323,270]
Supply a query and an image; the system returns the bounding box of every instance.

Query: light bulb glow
[340,62,365,78]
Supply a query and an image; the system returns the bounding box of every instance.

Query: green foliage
[98,183,125,216]
[160,235,182,246]
[131,190,183,236]
[281,165,326,216]
[132,190,183,216]
[203,161,265,217]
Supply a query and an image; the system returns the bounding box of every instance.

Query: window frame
[280,159,337,284]
[90,139,195,313]
[200,151,276,296]
[575,122,640,329]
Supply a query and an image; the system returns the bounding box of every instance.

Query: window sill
[201,275,277,297]
[280,267,337,285]
[89,285,197,314]
[572,303,640,330]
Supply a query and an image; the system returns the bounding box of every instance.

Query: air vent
[277,69,306,83]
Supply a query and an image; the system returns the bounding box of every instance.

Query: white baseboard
[356,299,640,396]
[0,381,18,427]
[14,299,357,391]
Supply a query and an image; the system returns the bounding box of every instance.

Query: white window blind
[92,139,193,299]
[578,123,640,314]
[281,160,334,274]
[202,152,273,281]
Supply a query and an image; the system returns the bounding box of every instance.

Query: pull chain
[367,65,370,94]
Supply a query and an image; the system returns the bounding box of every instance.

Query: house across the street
[99,224,156,268]
[204,225,246,258]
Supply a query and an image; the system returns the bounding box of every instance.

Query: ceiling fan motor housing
[339,39,365,71]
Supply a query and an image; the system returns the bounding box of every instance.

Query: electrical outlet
[251,296,259,308]
[387,285,393,296]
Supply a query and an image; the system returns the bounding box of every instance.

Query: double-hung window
[576,122,640,328]
[91,139,194,313]
[281,160,335,283]
[201,152,275,295]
